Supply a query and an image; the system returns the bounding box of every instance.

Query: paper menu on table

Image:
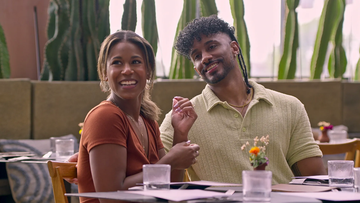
[66,189,231,202]
[126,189,231,202]
[290,175,329,186]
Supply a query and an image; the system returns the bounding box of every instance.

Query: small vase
[318,129,330,143]
[254,163,267,170]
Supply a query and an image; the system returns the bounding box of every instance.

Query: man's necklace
[228,88,253,108]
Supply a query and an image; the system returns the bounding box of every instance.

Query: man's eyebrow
[190,39,217,58]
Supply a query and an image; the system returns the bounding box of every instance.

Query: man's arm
[291,157,326,176]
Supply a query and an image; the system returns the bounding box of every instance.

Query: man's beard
[201,57,236,85]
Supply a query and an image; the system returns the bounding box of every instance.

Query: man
[160,15,326,184]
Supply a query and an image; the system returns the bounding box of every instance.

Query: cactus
[230,0,251,77]
[327,0,346,79]
[355,48,360,81]
[42,0,110,81]
[142,0,158,55]
[310,0,345,79]
[0,23,10,79]
[122,0,137,31]
[278,0,299,79]
[169,0,218,79]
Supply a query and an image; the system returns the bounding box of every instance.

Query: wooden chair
[318,138,360,167]
[47,161,77,203]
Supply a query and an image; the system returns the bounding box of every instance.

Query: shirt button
[242,128,246,132]
[234,113,239,118]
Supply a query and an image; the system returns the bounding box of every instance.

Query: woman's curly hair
[174,15,252,92]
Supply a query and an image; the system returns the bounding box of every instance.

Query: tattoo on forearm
[292,163,302,176]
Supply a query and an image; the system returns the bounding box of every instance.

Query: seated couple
[71,16,326,203]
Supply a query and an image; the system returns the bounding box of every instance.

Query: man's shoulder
[252,81,303,106]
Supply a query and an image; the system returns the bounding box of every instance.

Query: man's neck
[209,69,249,104]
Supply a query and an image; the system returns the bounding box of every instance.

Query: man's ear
[230,41,240,56]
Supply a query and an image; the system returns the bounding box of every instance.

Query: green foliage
[42,0,110,81]
[355,48,360,81]
[122,0,137,31]
[310,0,345,79]
[0,23,10,79]
[327,0,346,79]
[278,0,299,79]
[169,0,218,79]
[142,0,158,55]
[230,0,251,77]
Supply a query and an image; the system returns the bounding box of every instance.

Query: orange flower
[249,146,260,156]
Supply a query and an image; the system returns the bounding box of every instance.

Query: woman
[77,31,199,203]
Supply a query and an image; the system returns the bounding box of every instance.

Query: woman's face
[106,41,148,101]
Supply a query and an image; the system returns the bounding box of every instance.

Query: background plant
[278,0,299,80]
[0,23,10,79]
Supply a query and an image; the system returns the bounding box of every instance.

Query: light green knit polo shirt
[160,80,323,184]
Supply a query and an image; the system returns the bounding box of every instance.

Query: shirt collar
[202,79,274,112]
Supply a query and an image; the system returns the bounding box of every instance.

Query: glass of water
[242,170,272,202]
[55,138,74,161]
[328,160,354,188]
[143,164,170,190]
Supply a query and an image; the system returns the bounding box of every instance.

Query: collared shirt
[160,80,322,184]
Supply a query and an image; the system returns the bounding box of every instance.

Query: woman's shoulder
[85,101,126,122]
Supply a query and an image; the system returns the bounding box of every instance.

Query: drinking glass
[328,160,354,187]
[242,170,272,202]
[143,164,170,190]
[55,138,74,161]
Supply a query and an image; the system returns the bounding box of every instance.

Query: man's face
[189,33,238,85]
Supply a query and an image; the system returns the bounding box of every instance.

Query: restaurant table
[66,189,324,203]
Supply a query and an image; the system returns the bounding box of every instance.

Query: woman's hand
[165,141,200,170]
[64,152,79,184]
[171,96,197,142]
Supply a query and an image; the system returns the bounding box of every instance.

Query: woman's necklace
[126,114,148,154]
[109,100,148,154]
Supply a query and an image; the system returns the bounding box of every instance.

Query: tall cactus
[122,0,137,31]
[230,0,251,77]
[310,0,345,79]
[278,0,299,79]
[355,48,360,81]
[142,0,158,55]
[327,0,346,79]
[42,0,110,81]
[0,23,10,79]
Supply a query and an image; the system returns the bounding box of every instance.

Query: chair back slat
[318,138,360,167]
[47,161,77,203]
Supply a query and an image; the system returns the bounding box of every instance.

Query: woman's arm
[89,143,143,203]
